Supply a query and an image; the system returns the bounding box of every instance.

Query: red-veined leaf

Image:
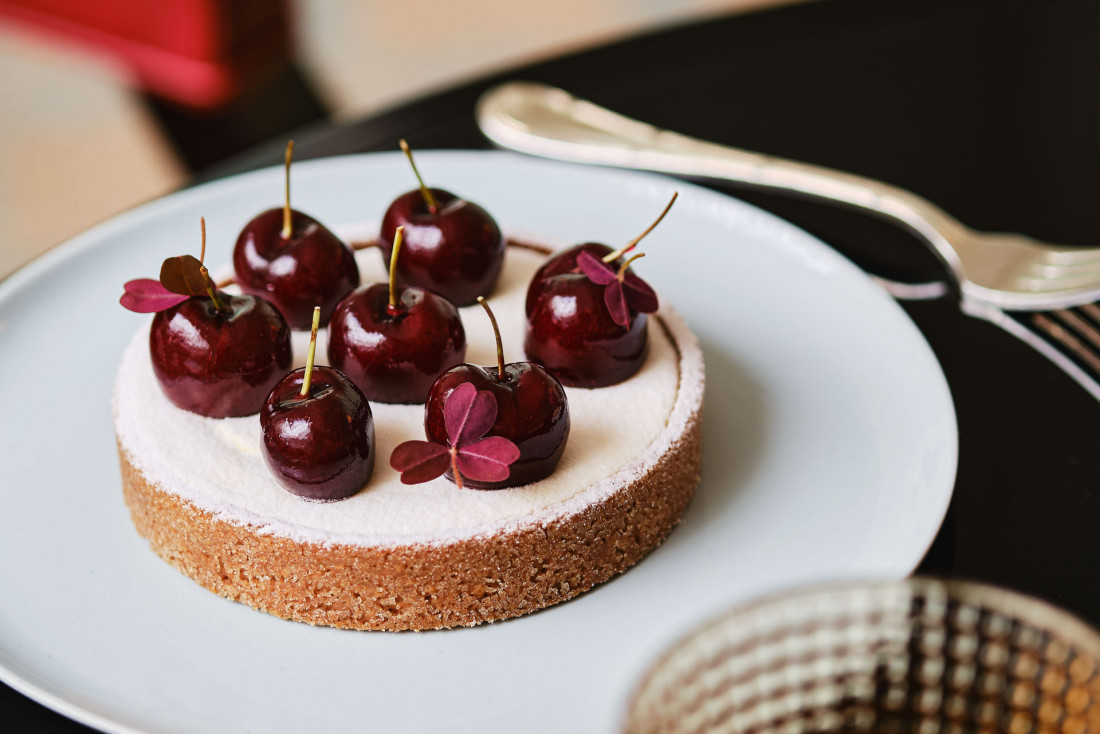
[159,254,207,296]
[576,251,617,285]
[454,436,521,483]
[120,278,190,313]
[390,440,451,484]
[443,382,498,448]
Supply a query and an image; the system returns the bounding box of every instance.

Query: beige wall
[0,0,797,279]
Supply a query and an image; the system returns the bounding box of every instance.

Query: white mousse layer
[114,230,701,548]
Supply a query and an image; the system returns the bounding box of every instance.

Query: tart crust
[118,395,699,630]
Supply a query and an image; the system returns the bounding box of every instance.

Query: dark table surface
[8,0,1099,729]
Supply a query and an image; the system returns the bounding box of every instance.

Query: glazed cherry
[328,226,466,403]
[233,141,359,329]
[261,308,375,501]
[378,140,505,307]
[423,298,569,489]
[138,219,292,417]
[151,292,293,417]
[524,195,673,387]
[524,269,649,388]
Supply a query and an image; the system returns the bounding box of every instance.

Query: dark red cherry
[378,141,504,306]
[261,366,375,501]
[523,195,673,387]
[327,283,466,403]
[524,272,648,388]
[233,207,359,329]
[422,297,569,489]
[379,188,504,307]
[150,292,292,417]
[425,362,569,489]
[233,141,359,329]
[329,225,466,403]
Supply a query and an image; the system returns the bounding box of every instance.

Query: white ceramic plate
[0,151,956,733]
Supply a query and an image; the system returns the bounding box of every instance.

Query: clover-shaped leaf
[390,382,520,489]
[118,255,210,314]
[120,217,224,314]
[576,250,658,327]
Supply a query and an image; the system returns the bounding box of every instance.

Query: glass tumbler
[624,579,1100,734]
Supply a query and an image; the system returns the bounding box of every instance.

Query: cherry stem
[388,225,405,310]
[450,447,464,490]
[617,252,646,280]
[282,140,294,239]
[602,191,678,263]
[198,217,227,313]
[400,138,437,214]
[200,265,227,313]
[300,306,321,398]
[477,296,506,379]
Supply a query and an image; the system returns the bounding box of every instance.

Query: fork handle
[477,82,967,284]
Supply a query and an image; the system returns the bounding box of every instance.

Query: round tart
[113,233,704,631]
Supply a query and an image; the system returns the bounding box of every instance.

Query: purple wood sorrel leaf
[577,250,659,327]
[390,441,451,485]
[119,278,190,313]
[454,436,522,483]
[159,254,208,296]
[443,382,497,447]
[389,384,520,488]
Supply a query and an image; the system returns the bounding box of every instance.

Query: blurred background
[0,0,791,280]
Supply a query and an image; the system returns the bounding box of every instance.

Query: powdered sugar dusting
[113,226,703,548]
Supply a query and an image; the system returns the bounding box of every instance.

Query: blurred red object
[0,0,292,109]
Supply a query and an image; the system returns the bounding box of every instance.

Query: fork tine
[1079,303,1100,323]
[973,304,1100,402]
[1051,309,1100,351]
[1031,312,1100,374]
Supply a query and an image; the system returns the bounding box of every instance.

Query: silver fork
[476,82,1100,312]
[476,81,1100,400]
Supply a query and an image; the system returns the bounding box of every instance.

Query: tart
[113,230,704,631]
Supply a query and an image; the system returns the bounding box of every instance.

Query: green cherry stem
[198,217,227,313]
[602,191,678,264]
[200,266,227,313]
[300,306,321,398]
[282,140,294,239]
[400,138,437,214]
[618,252,645,280]
[477,296,506,379]
[388,225,405,311]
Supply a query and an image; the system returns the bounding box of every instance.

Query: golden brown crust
[118,404,700,631]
